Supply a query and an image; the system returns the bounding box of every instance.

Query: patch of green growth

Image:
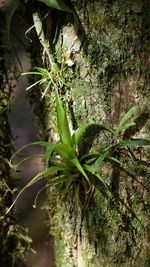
[84,186,148,266]
[7,82,150,218]
[23,1,150,266]
[78,0,150,121]
[24,0,80,138]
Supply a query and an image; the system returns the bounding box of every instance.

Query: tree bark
[26,0,150,266]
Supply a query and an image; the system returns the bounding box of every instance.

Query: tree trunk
[26,0,150,266]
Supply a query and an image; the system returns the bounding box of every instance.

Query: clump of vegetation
[6,81,150,214]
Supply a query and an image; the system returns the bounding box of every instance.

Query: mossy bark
[0,17,31,266]
[27,0,150,266]
[0,34,14,266]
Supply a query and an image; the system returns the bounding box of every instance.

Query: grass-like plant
[6,93,150,214]
[22,67,60,98]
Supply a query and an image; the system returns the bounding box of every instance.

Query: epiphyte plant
[21,62,73,98]
[7,88,106,213]
[6,91,150,214]
[22,67,58,98]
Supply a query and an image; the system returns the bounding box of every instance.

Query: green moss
[45,188,82,267]
[25,0,150,266]
[0,30,32,266]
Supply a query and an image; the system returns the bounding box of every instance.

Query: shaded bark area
[26,0,150,266]
[0,33,14,266]
[0,15,31,267]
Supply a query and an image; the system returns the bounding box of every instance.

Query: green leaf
[22,68,50,78]
[64,174,74,193]
[93,150,109,170]
[75,123,117,151]
[117,105,139,134]
[98,124,117,136]
[14,154,43,170]
[72,123,93,147]
[6,165,63,214]
[21,71,44,76]
[52,143,86,181]
[117,122,136,133]
[48,157,68,169]
[54,143,75,162]
[80,152,99,164]
[25,78,46,91]
[38,0,79,35]
[107,156,123,165]
[55,89,72,145]
[39,0,73,14]
[71,157,89,182]
[44,144,57,169]
[48,174,66,184]
[36,67,49,75]
[10,141,52,165]
[31,141,52,147]
[83,164,107,187]
[120,139,150,147]
[4,0,20,41]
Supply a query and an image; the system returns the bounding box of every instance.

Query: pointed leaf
[38,0,79,35]
[39,0,73,14]
[35,67,47,73]
[14,154,43,170]
[44,144,57,169]
[21,71,44,76]
[98,124,117,136]
[93,150,109,170]
[116,122,136,133]
[41,81,51,98]
[10,141,53,165]
[72,123,93,147]
[55,89,72,145]
[74,123,117,148]
[117,105,139,134]
[48,157,68,169]
[54,143,75,162]
[26,78,45,91]
[6,165,63,214]
[107,156,123,165]
[64,174,74,193]
[121,139,150,147]
[71,157,89,182]
[83,164,107,187]
[33,184,49,208]
[80,152,98,164]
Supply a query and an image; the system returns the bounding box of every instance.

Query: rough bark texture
[27,0,150,266]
